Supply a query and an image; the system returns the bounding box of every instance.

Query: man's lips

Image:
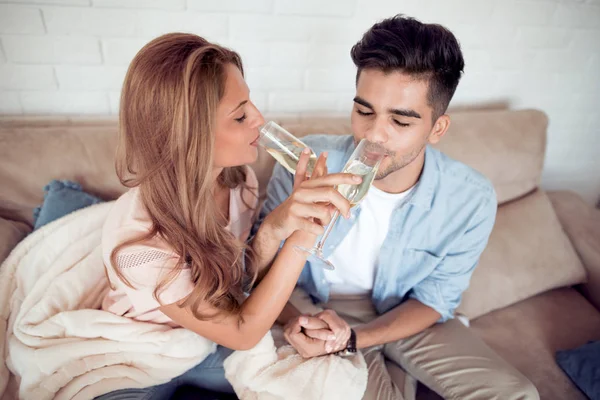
[365,150,389,160]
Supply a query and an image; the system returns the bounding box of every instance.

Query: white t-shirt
[324,184,415,296]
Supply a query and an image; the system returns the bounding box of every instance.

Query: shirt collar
[407,146,436,210]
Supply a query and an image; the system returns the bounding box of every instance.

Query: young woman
[96,33,359,399]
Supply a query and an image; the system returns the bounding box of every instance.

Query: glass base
[294,245,335,270]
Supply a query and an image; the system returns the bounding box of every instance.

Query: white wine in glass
[336,159,379,208]
[259,121,317,175]
[295,139,385,270]
[264,144,317,175]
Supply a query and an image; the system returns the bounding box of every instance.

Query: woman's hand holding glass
[262,149,362,245]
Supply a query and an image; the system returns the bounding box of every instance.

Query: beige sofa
[1,109,599,400]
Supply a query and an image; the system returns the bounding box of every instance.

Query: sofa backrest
[0,109,547,227]
[0,118,122,225]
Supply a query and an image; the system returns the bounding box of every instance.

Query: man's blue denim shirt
[254,134,497,322]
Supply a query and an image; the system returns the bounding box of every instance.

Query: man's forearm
[354,299,441,349]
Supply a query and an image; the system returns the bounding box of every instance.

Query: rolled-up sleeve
[409,193,498,322]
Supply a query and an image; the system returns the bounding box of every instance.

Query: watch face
[348,329,357,350]
[336,343,358,357]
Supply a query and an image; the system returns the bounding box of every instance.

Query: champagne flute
[259,121,317,175]
[295,139,385,270]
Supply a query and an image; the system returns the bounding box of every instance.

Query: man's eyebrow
[354,96,421,119]
[389,108,421,119]
[353,96,373,109]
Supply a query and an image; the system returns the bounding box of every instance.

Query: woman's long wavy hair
[109,33,257,320]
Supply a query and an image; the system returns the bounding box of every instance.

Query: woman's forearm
[248,222,283,281]
[238,231,314,345]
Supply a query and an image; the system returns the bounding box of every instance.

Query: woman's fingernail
[328,335,336,341]
[299,317,307,325]
[325,345,332,353]
[323,151,328,158]
[353,176,362,182]
[302,148,310,154]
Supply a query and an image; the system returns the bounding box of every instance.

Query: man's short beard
[375,145,425,180]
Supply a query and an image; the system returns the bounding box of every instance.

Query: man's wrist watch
[336,328,357,357]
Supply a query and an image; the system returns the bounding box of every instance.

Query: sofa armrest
[0,217,30,266]
[548,190,600,311]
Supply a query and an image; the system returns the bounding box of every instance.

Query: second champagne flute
[295,139,385,270]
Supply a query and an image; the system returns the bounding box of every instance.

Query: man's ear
[428,114,450,145]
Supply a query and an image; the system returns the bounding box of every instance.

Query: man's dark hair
[351,14,465,121]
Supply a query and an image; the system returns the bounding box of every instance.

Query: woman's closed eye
[234,114,247,123]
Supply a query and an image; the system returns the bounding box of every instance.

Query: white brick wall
[134,10,228,38]
[101,38,147,65]
[305,68,356,92]
[54,66,127,90]
[0,40,6,62]
[2,36,101,64]
[0,4,45,34]
[6,1,90,5]
[0,91,21,113]
[43,7,137,36]
[268,92,339,113]
[187,0,273,14]
[245,68,303,91]
[230,15,313,42]
[92,0,185,10]
[0,0,599,204]
[275,0,356,17]
[0,65,56,89]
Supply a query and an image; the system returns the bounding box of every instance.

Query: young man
[254,15,539,399]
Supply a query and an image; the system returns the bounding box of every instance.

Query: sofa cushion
[33,180,104,230]
[0,217,30,265]
[556,341,600,400]
[434,109,547,205]
[471,288,600,400]
[548,190,600,313]
[278,109,547,206]
[457,190,587,319]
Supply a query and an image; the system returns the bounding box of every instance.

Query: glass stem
[315,209,342,252]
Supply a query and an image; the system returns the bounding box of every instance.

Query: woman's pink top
[102,168,259,326]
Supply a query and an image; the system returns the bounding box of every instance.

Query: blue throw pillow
[33,180,104,230]
[556,341,600,400]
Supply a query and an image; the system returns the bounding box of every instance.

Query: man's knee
[513,375,539,400]
[490,369,539,400]
[443,370,539,400]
